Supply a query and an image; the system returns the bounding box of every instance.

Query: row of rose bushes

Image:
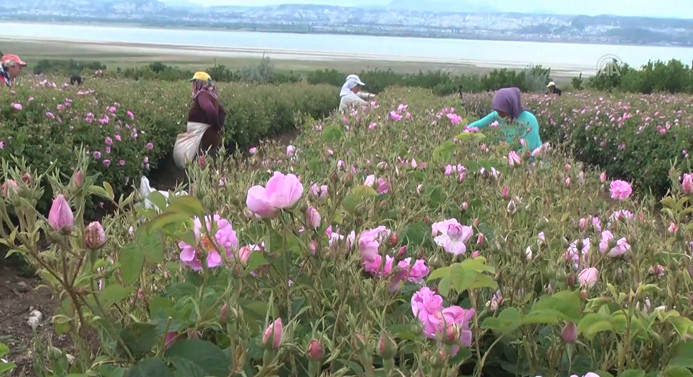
[0,77,338,212]
[4,86,693,377]
[460,90,693,196]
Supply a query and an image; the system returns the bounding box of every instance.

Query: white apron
[173,121,211,169]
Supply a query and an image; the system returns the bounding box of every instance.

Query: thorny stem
[88,259,136,362]
[475,334,505,377]
[470,290,482,371]
[157,317,172,358]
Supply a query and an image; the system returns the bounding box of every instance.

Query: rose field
[1,77,693,377]
[460,91,693,196]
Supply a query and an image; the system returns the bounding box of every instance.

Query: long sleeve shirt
[339,91,375,113]
[466,110,542,153]
[188,91,226,153]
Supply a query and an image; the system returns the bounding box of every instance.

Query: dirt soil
[0,263,69,377]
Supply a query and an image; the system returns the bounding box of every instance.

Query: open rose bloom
[432,218,473,255]
[246,171,304,218]
[179,214,238,270]
[411,287,475,356]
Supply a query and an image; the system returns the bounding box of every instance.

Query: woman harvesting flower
[338,74,376,113]
[173,71,227,169]
[465,87,542,153]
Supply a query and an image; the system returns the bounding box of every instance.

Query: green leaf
[530,290,582,322]
[170,357,206,377]
[124,358,173,377]
[387,324,419,341]
[482,308,522,333]
[149,296,174,319]
[137,229,165,264]
[351,185,378,198]
[455,131,486,141]
[402,221,431,246]
[664,366,693,377]
[469,274,499,290]
[427,266,451,281]
[241,300,277,322]
[121,244,145,284]
[342,194,361,215]
[167,196,204,218]
[89,186,112,201]
[521,309,562,325]
[119,323,158,359]
[426,185,445,209]
[578,313,613,340]
[661,197,676,210]
[459,257,496,274]
[670,341,693,369]
[103,181,115,200]
[438,276,451,297]
[100,284,134,306]
[322,125,344,142]
[165,339,231,377]
[307,158,322,173]
[670,316,693,339]
[450,264,477,293]
[432,140,457,163]
[167,283,197,300]
[0,362,17,375]
[246,252,269,271]
[146,213,191,233]
[0,343,9,358]
[148,191,169,211]
[185,270,204,287]
[618,370,646,377]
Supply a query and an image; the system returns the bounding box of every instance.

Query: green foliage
[572,73,584,90]
[0,343,16,375]
[33,59,106,75]
[0,78,337,212]
[587,58,693,94]
[3,84,693,377]
[460,89,693,196]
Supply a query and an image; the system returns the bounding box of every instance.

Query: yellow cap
[189,71,212,82]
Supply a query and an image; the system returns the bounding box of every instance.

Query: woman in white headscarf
[339,74,375,113]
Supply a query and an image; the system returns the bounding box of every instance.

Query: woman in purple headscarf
[465,87,542,153]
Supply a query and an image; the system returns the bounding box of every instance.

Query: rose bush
[0,77,337,212]
[2,86,693,377]
[460,90,693,196]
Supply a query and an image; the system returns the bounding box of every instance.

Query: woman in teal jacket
[465,87,542,153]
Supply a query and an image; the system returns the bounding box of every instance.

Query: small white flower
[525,246,533,261]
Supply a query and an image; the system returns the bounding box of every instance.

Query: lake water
[3,21,693,72]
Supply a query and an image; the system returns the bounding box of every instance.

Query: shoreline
[3,19,692,50]
[3,37,591,77]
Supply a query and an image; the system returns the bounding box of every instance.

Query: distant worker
[546,81,562,96]
[173,71,226,169]
[70,74,83,86]
[339,74,375,113]
[0,54,27,88]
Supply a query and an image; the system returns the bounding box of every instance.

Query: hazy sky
[179,0,693,18]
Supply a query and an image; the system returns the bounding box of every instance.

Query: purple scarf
[491,87,525,119]
[192,79,218,100]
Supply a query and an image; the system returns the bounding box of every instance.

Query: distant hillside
[1,0,691,46]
